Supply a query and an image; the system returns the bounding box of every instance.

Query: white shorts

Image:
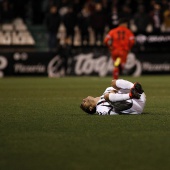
[121,93,146,114]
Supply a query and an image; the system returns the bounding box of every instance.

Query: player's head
[80,96,96,114]
[119,18,129,25]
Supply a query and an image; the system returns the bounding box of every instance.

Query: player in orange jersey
[104,18,135,79]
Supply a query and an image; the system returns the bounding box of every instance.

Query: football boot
[129,88,141,99]
[134,82,144,94]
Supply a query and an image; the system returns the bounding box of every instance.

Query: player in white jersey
[80,79,146,115]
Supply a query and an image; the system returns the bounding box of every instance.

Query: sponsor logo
[13,52,28,60]
[74,53,113,76]
[14,63,46,73]
[13,52,46,73]
[142,62,170,71]
[0,56,8,77]
[136,35,147,44]
[124,53,142,76]
[48,53,113,77]
[47,55,65,77]
[136,34,170,44]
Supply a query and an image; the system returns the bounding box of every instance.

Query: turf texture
[0,76,170,170]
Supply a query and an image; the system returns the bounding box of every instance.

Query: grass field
[0,75,170,170]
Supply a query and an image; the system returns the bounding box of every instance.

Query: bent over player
[104,18,135,79]
[80,79,146,115]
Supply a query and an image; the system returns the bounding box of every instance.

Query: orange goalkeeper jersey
[104,26,135,51]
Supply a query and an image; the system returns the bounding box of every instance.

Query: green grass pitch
[0,75,170,170]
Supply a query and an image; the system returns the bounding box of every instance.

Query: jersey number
[117,31,125,40]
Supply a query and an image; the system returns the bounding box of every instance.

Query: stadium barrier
[0,46,170,77]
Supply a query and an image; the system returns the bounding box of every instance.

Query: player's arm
[104,88,140,103]
[104,79,141,102]
[128,31,135,49]
[111,79,134,90]
[104,35,112,46]
[104,31,113,50]
[104,79,134,101]
[104,91,131,103]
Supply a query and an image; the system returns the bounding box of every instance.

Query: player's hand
[109,45,113,51]
[107,38,112,46]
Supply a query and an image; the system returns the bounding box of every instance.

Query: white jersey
[96,87,146,115]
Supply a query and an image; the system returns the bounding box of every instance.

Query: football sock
[114,57,121,67]
[109,93,130,102]
[113,67,119,79]
[116,79,134,90]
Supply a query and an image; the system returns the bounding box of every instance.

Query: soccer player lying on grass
[80,79,146,115]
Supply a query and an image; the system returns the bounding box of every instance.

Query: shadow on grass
[142,112,150,115]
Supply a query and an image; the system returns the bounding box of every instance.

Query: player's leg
[112,50,126,79]
[112,79,144,95]
[104,87,140,103]
[120,51,128,75]
[121,91,146,114]
[130,93,146,114]
[133,82,144,94]
[113,57,121,79]
[120,84,146,114]
[111,79,134,90]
